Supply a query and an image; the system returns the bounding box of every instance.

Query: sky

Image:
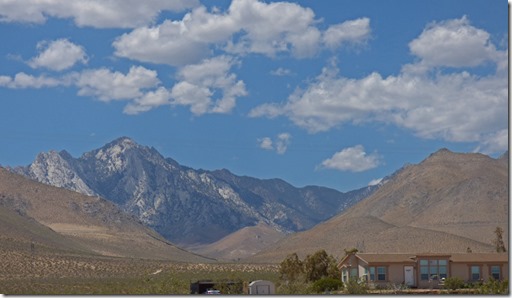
[0,0,508,192]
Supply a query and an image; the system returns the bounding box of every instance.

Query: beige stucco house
[338,253,508,289]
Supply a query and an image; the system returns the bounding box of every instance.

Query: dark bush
[477,278,509,294]
[443,277,464,290]
[344,278,369,294]
[311,277,343,293]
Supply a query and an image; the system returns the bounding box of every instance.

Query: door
[256,285,270,294]
[404,266,415,286]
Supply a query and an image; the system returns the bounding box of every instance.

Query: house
[338,253,508,289]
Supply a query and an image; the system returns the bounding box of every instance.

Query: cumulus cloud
[258,137,274,150]
[28,39,88,71]
[123,87,171,115]
[0,54,248,115]
[258,133,292,154]
[408,16,500,69]
[76,66,160,101]
[250,16,508,154]
[0,0,199,28]
[113,19,211,67]
[323,17,371,49]
[473,129,509,155]
[0,72,67,89]
[113,0,371,65]
[319,145,382,172]
[169,55,247,115]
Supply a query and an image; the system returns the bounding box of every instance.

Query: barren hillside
[188,222,287,261]
[0,167,212,263]
[249,149,508,263]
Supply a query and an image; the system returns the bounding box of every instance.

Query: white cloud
[258,133,291,154]
[123,87,171,115]
[275,133,292,154]
[28,39,88,71]
[270,67,293,76]
[473,129,509,155]
[76,66,160,101]
[0,56,247,115]
[368,178,383,186]
[320,145,382,172]
[323,17,371,50]
[0,0,199,28]
[408,16,500,69]
[258,137,274,150]
[169,55,247,115]
[113,0,370,65]
[113,19,212,67]
[225,0,321,58]
[0,72,66,88]
[250,16,508,155]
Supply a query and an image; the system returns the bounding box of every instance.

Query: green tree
[279,253,304,282]
[303,249,338,282]
[493,227,507,252]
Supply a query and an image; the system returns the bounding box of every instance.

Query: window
[350,268,358,278]
[369,267,375,281]
[368,266,386,281]
[420,259,448,280]
[420,260,429,280]
[490,265,501,280]
[377,267,386,281]
[471,265,481,281]
[342,268,348,283]
[438,260,448,279]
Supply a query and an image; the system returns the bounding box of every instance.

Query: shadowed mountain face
[0,167,213,262]
[12,137,377,246]
[248,149,509,263]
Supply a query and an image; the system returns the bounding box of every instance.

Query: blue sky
[0,0,508,192]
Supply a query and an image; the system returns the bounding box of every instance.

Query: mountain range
[7,138,508,262]
[11,137,378,258]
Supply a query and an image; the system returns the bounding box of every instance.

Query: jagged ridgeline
[11,137,378,250]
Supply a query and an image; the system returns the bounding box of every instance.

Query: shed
[248,280,275,295]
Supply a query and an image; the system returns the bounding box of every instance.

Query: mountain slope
[0,167,212,262]
[188,222,287,261]
[12,137,377,247]
[249,149,508,263]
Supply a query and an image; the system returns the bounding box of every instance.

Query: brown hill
[187,222,287,261]
[0,167,212,262]
[248,149,508,263]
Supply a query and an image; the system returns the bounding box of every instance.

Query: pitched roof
[339,253,508,266]
[448,253,508,263]
[356,253,417,264]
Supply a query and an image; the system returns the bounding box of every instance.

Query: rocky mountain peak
[427,147,452,158]
[14,149,97,197]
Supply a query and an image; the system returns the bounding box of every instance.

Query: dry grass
[0,247,279,294]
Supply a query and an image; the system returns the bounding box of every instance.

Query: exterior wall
[367,263,410,288]
[451,263,509,283]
